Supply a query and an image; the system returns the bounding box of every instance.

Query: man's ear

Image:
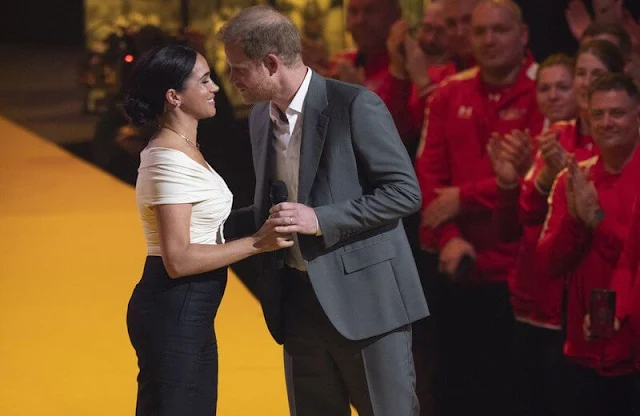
[263,54,279,75]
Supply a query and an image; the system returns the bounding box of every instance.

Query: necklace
[159,125,199,150]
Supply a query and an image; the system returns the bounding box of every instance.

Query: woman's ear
[165,89,181,108]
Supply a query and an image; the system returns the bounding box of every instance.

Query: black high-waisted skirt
[127,256,227,416]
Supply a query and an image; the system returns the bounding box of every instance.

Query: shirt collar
[269,67,312,123]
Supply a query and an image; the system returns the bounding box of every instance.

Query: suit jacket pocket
[342,238,396,274]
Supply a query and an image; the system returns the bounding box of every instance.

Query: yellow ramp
[0,116,289,415]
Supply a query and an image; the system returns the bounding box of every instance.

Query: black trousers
[126,256,227,416]
[569,364,636,416]
[511,321,578,416]
[423,267,516,416]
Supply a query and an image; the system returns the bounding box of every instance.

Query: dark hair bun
[124,95,158,127]
[122,45,197,127]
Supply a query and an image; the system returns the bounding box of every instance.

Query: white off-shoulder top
[136,147,233,256]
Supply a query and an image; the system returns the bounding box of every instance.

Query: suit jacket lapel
[298,71,329,204]
[252,103,272,221]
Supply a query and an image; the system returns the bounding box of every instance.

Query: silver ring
[289,217,293,224]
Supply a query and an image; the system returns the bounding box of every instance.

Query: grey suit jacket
[232,71,429,344]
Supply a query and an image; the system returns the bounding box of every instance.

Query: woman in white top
[124,45,292,416]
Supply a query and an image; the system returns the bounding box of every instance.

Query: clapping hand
[487,134,519,189]
[566,0,592,39]
[536,131,566,188]
[404,35,435,89]
[387,19,410,79]
[502,130,534,176]
[566,157,601,227]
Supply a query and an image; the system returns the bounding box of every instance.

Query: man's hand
[487,134,519,189]
[566,157,579,219]
[422,187,461,229]
[502,130,534,176]
[592,0,624,23]
[387,19,409,79]
[269,202,320,235]
[438,237,476,277]
[404,36,434,89]
[330,56,365,85]
[583,314,621,340]
[566,0,592,39]
[568,158,601,227]
[537,131,567,189]
[575,180,602,228]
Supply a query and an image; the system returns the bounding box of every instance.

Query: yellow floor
[0,116,290,415]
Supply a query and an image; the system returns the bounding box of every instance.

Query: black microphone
[269,180,288,268]
[269,180,288,206]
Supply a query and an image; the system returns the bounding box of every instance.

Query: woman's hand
[252,220,294,253]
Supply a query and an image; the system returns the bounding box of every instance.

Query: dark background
[3,0,639,55]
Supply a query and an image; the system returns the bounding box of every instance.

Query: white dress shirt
[269,68,312,271]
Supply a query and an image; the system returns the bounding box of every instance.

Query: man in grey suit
[219,6,429,415]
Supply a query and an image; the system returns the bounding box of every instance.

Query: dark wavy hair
[123,45,197,126]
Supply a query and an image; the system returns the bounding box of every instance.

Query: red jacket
[537,151,640,376]
[404,62,461,143]
[495,120,597,328]
[610,181,640,369]
[415,53,544,283]
[333,49,417,142]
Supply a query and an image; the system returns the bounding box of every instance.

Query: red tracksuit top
[403,62,461,144]
[415,52,545,283]
[610,171,640,369]
[537,149,640,376]
[332,49,418,142]
[495,120,597,328]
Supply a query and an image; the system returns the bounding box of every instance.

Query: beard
[239,77,277,104]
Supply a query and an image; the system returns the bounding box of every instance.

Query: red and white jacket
[331,49,419,143]
[537,149,640,376]
[494,119,597,328]
[415,52,545,283]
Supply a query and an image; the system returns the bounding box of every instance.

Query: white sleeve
[137,150,208,207]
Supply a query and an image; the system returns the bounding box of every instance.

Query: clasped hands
[253,203,320,252]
